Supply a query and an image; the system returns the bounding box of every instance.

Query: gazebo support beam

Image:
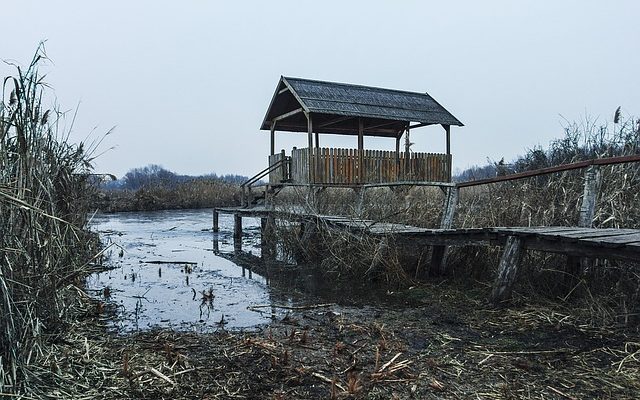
[395,134,401,180]
[273,107,304,122]
[306,113,314,185]
[404,127,411,178]
[270,122,276,156]
[317,116,353,129]
[443,124,451,155]
[358,118,364,183]
[365,120,399,131]
[443,124,451,182]
[409,122,434,129]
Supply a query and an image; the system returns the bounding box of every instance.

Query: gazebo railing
[270,147,451,185]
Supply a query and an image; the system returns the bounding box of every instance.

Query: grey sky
[3,1,639,178]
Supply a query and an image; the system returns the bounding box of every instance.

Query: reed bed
[0,47,101,393]
[97,179,241,212]
[271,115,640,328]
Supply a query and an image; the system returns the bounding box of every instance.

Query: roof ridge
[283,76,435,98]
[301,96,444,114]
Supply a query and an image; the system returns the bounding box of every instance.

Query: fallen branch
[149,367,176,386]
[248,303,335,311]
[311,372,346,392]
[144,260,198,265]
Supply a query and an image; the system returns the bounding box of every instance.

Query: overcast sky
[3,1,639,178]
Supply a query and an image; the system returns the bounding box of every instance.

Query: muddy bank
[35,282,639,399]
[60,210,639,399]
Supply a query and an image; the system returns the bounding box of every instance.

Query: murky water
[87,209,283,332]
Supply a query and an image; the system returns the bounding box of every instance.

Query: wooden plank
[581,233,640,245]
[496,227,592,235]
[553,229,638,239]
[330,148,335,184]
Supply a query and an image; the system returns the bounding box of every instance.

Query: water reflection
[87,209,274,332]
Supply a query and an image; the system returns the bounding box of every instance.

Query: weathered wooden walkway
[213,207,640,304]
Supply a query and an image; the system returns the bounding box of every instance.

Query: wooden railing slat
[285,147,450,185]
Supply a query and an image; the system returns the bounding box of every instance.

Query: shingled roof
[261,76,463,137]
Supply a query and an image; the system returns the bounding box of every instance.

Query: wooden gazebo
[260,76,463,187]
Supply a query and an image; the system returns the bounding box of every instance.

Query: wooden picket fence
[270,147,451,185]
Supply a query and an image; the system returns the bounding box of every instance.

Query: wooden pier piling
[430,186,459,275]
[213,210,219,233]
[491,236,524,304]
[260,216,276,261]
[233,214,242,253]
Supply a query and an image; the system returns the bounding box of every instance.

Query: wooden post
[212,210,219,232]
[440,186,458,229]
[306,113,314,185]
[355,187,365,215]
[444,124,451,156]
[270,122,276,156]
[267,214,276,260]
[404,127,411,178]
[491,236,524,304]
[212,210,220,253]
[280,149,287,182]
[233,214,242,254]
[395,134,401,180]
[358,118,364,183]
[261,217,268,260]
[566,165,603,288]
[444,124,451,182]
[578,165,601,227]
[430,186,459,275]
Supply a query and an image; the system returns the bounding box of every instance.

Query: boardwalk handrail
[241,157,290,207]
[241,157,289,188]
[457,154,640,188]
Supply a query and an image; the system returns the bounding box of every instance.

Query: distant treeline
[102,164,251,191]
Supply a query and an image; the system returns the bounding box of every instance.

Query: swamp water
[87,209,295,332]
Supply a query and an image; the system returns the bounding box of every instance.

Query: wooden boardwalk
[299,221,640,261]
[214,207,640,304]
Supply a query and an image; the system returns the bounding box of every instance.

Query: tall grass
[271,115,640,323]
[97,179,241,212]
[1,46,99,392]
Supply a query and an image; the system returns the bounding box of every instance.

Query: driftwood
[144,260,197,265]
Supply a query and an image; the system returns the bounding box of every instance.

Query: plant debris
[16,283,639,399]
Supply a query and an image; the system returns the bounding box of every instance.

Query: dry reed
[1,45,101,393]
[270,115,640,327]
